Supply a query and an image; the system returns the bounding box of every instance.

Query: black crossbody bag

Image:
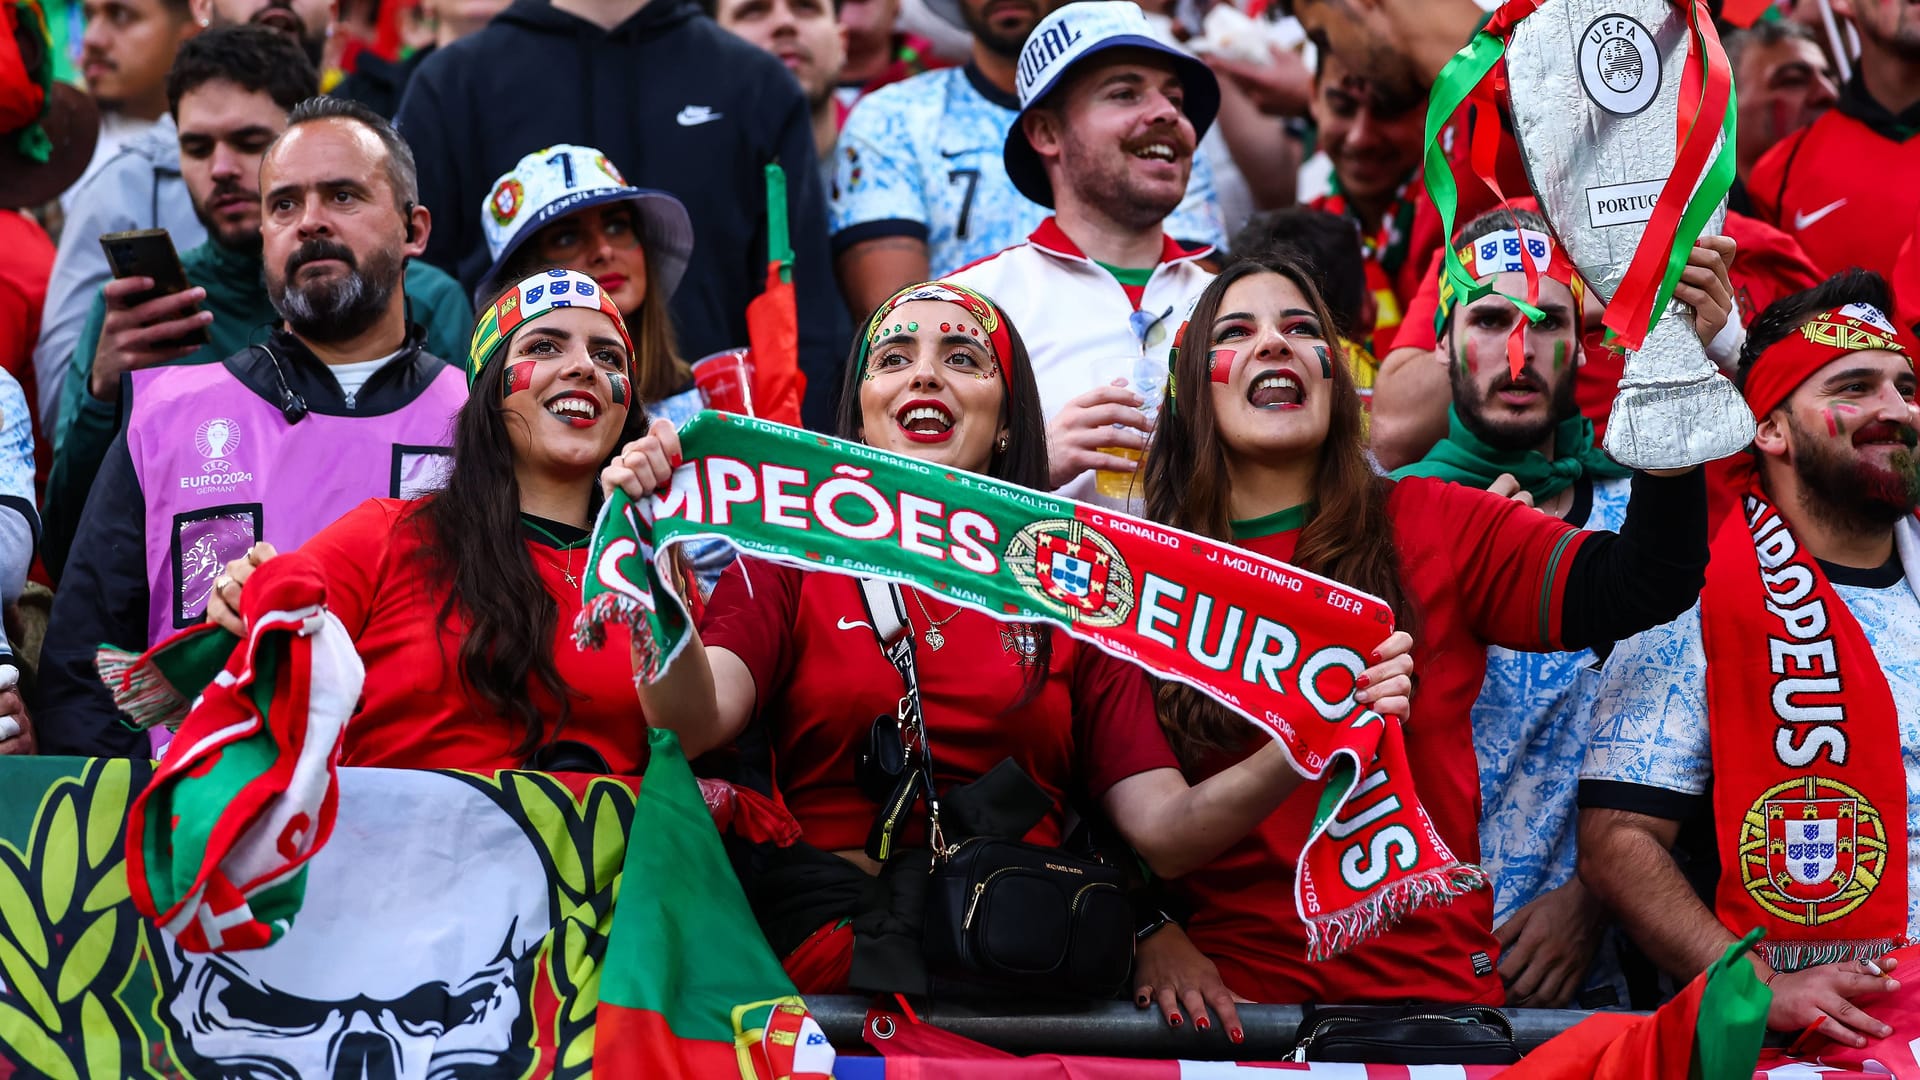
[853,579,1134,1000]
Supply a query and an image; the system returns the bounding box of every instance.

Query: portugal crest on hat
[1739,776,1889,926]
[489,179,525,226]
[1006,519,1133,627]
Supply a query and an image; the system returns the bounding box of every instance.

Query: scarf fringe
[1760,937,1901,973]
[95,645,190,732]
[573,593,661,679]
[1305,862,1490,962]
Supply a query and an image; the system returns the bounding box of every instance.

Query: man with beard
[829,0,1223,315]
[710,0,848,187]
[1749,0,1920,283]
[944,1,1217,507]
[1392,207,1724,1009]
[1580,270,1920,1047]
[34,96,469,758]
[39,33,470,580]
[192,0,330,66]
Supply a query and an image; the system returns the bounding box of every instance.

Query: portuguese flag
[747,162,804,428]
[593,726,834,1079]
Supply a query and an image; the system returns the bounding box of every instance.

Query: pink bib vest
[125,358,466,647]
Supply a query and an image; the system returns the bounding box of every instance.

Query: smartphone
[99,228,211,348]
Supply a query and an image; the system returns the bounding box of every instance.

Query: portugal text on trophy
[1423,0,1752,469]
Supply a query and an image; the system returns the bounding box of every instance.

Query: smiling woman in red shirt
[602,281,1416,1016]
[1136,252,1713,1016]
[206,268,658,774]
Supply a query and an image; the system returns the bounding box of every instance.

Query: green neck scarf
[1391,406,1630,501]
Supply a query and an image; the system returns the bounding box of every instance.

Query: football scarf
[1391,407,1629,501]
[466,267,635,387]
[102,556,364,952]
[1701,483,1910,970]
[574,411,1486,959]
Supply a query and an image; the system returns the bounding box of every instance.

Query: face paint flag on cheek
[608,372,631,407]
[1209,348,1235,384]
[503,362,537,398]
[1314,345,1333,380]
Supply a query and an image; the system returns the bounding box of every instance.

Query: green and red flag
[575,411,1483,959]
[1422,0,1737,353]
[1498,929,1770,1080]
[595,726,835,1079]
[747,162,804,427]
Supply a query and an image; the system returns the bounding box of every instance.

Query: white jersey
[945,218,1214,509]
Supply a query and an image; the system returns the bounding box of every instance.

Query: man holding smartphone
[36,96,470,758]
[41,28,473,579]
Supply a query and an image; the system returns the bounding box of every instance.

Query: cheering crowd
[2,0,1919,1058]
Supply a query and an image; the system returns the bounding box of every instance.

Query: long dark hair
[496,219,689,403]
[1143,253,1413,766]
[414,282,651,757]
[832,284,1056,705]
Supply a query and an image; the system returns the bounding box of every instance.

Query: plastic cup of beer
[692,348,756,417]
[1093,359,1167,499]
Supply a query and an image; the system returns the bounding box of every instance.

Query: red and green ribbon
[1423,0,1737,355]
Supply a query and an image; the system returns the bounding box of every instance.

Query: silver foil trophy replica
[1431,0,1754,469]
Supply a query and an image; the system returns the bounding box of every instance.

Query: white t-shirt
[329,350,403,409]
[1579,525,1920,939]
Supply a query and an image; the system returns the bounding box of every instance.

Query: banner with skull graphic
[0,755,815,1080]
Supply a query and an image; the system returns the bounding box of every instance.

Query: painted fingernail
[1196,1016,1210,1031]
[1135,994,1149,1006]
[1355,673,1371,688]
[1168,1012,1183,1027]
[1230,1027,1244,1044]
[668,453,684,469]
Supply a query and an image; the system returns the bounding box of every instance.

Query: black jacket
[394,0,848,428]
[33,329,454,758]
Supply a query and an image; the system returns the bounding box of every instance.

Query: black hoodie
[395,0,846,427]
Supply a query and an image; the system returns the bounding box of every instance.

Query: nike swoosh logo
[939,147,981,158]
[1793,198,1847,231]
[836,617,873,632]
[676,106,722,127]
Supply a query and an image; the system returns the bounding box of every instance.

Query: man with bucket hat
[829,0,1224,316]
[945,0,1216,507]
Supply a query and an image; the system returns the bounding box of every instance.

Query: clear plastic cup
[1094,355,1167,499]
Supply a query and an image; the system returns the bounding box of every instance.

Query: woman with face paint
[204,269,658,774]
[1131,251,1713,1016]
[604,281,1417,1009]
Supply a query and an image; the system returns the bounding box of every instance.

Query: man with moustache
[1391,207,1733,1009]
[39,35,470,580]
[193,0,332,67]
[710,0,848,181]
[35,96,469,758]
[829,0,1223,315]
[69,0,199,201]
[944,1,1216,506]
[1749,0,1920,283]
[1581,271,1920,1048]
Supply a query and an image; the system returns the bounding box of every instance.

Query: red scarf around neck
[1702,482,1909,970]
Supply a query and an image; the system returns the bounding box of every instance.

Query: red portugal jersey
[1748,76,1920,283]
[1171,478,1588,1005]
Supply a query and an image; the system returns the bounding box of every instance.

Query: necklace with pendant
[910,589,962,651]
[523,519,587,589]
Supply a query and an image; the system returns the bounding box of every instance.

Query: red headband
[1743,303,1914,420]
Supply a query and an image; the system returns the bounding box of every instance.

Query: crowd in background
[2,0,1919,1054]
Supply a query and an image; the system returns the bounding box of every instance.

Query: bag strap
[856,578,951,859]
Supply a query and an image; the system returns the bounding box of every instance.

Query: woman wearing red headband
[606,281,1417,1009]
[1133,249,1717,1019]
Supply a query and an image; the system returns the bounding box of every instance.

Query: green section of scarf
[1391,406,1629,500]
